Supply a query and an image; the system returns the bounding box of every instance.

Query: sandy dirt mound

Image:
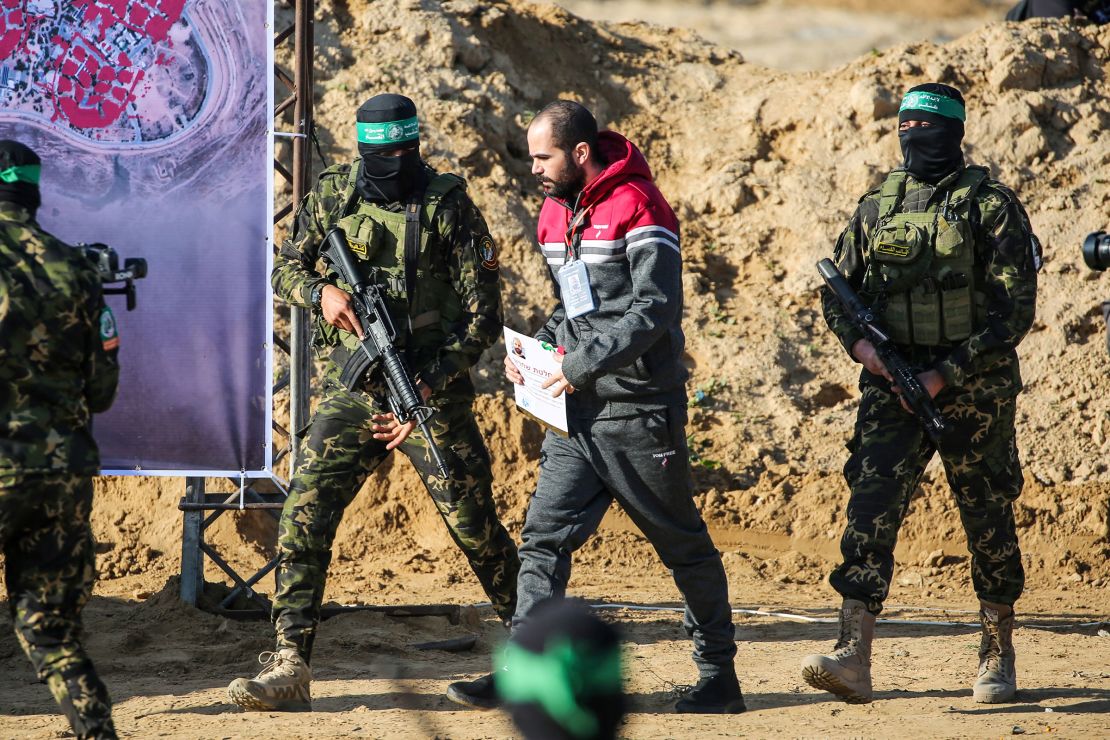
[557,0,1005,69]
[276,0,1110,591]
[1,1,1108,737]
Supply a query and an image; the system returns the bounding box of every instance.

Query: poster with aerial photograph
[0,0,272,475]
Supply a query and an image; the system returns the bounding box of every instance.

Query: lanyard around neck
[563,194,590,262]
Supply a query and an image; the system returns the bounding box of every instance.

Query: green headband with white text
[356,116,419,145]
[0,164,41,185]
[899,91,966,122]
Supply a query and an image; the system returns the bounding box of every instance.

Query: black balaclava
[0,140,42,214]
[898,83,966,184]
[355,94,425,204]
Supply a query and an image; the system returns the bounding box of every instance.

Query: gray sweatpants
[514,405,737,676]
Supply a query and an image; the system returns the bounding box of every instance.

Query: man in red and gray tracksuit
[447,100,744,715]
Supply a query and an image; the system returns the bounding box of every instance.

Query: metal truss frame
[177,0,314,616]
[175,1,460,624]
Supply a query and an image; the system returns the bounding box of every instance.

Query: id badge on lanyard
[559,206,597,319]
[559,260,595,319]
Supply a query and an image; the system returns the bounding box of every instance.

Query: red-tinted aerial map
[0,1,268,472]
[0,0,207,143]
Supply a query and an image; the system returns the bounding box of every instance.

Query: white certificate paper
[503,327,568,435]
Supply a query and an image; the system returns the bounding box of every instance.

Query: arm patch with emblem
[99,305,119,351]
[477,234,498,271]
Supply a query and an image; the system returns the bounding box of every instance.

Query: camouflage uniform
[270,160,519,659]
[0,202,120,739]
[822,167,1039,614]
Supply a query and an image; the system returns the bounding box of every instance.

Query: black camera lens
[82,243,117,273]
[124,258,148,279]
[1083,231,1110,272]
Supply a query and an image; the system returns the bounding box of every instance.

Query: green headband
[356,116,419,145]
[0,164,41,185]
[496,640,623,738]
[899,91,966,122]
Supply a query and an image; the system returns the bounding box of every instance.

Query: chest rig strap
[333,164,466,332]
[946,166,989,232]
[404,200,420,312]
[865,165,993,348]
[877,169,908,224]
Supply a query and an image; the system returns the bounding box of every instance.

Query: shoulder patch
[980,179,1042,272]
[99,305,120,351]
[318,162,353,182]
[855,191,882,228]
[980,179,1019,204]
[438,172,467,190]
[975,180,1023,225]
[477,234,498,271]
[858,187,881,204]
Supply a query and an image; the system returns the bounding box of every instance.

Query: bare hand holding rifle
[817,258,946,443]
[321,228,451,478]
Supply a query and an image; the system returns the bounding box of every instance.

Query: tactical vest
[315,165,466,367]
[862,166,990,347]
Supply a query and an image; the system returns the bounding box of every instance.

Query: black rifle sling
[404,199,421,315]
[333,171,461,385]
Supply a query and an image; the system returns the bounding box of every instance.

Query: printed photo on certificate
[503,327,568,435]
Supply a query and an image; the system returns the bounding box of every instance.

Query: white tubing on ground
[465,601,1106,630]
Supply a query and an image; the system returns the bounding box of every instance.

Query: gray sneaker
[228,648,312,712]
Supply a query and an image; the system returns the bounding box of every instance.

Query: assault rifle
[322,227,450,479]
[78,242,147,310]
[817,258,946,443]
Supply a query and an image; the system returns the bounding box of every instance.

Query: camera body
[1082,230,1110,355]
[1082,231,1109,273]
[77,242,147,310]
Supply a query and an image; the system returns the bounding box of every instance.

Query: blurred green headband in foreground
[496,639,623,738]
[0,164,41,185]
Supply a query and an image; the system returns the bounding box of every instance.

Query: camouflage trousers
[272,388,520,660]
[0,474,116,740]
[829,383,1025,614]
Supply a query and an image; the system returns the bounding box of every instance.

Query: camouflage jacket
[0,203,120,477]
[822,167,1039,397]
[271,161,502,402]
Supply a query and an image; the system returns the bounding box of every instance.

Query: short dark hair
[534,100,599,158]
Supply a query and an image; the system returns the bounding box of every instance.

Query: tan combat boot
[227,648,312,712]
[973,603,1017,703]
[800,598,875,703]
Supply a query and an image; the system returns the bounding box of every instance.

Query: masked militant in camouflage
[0,140,120,740]
[228,95,519,713]
[801,84,1040,706]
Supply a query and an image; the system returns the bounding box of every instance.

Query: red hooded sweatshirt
[534,131,687,411]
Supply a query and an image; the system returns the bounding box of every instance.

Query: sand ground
[1,540,1108,739]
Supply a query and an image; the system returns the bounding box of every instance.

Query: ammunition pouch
[864,166,988,346]
[332,345,375,391]
[328,308,442,391]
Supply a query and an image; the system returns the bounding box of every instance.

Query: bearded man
[446,100,746,715]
